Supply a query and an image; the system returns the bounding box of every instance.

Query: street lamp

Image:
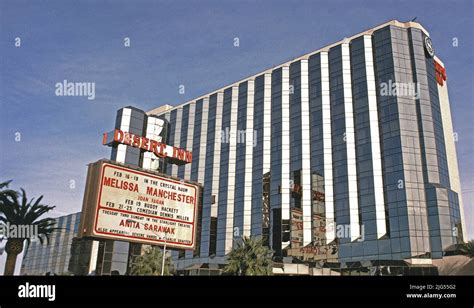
[126,219,169,276]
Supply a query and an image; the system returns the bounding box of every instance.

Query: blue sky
[0,0,473,270]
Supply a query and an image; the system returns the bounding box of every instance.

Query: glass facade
[250,75,270,243]
[200,93,222,258]
[20,212,92,275]
[233,82,249,238]
[270,68,284,256]
[148,21,465,271]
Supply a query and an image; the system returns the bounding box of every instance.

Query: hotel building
[82,19,466,275]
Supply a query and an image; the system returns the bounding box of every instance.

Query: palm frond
[0,185,56,242]
[130,246,174,275]
[0,180,12,189]
[0,180,17,201]
[224,236,273,275]
[459,240,474,258]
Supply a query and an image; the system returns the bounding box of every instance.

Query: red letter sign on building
[102,129,192,165]
[434,59,447,86]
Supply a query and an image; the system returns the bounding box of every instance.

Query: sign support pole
[161,233,167,276]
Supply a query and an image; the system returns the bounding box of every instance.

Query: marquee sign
[79,159,201,249]
[102,129,192,165]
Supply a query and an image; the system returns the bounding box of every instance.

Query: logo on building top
[424,36,435,58]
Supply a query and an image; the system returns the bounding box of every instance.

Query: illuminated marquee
[102,129,192,165]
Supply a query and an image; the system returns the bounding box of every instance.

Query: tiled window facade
[233,82,249,239]
[21,213,84,275]
[141,22,464,269]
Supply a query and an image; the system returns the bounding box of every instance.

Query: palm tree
[129,246,174,276]
[224,236,273,276]
[459,240,474,258]
[0,185,57,275]
[0,181,17,203]
[0,181,17,256]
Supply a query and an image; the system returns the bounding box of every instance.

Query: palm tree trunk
[4,252,18,276]
[4,239,24,276]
